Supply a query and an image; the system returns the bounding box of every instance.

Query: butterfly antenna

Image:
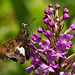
[30,18,37,24]
[26,18,37,34]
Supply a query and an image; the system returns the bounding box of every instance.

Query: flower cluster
[26,4,75,75]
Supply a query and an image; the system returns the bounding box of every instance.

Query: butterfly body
[0,29,30,64]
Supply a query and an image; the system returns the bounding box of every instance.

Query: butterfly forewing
[0,37,16,59]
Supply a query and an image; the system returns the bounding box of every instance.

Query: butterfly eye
[23,30,26,33]
[21,29,26,33]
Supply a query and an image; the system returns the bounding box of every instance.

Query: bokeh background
[0,0,75,75]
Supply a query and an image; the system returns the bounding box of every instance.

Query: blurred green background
[0,0,75,75]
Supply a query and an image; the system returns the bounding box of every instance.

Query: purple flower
[63,13,69,20]
[31,33,42,43]
[43,15,48,19]
[52,51,67,59]
[73,73,75,75]
[37,67,42,74]
[29,43,37,50]
[59,72,71,75]
[70,24,75,30]
[63,8,69,13]
[44,30,51,38]
[55,4,60,9]
[44,18,49,24]
[38,26,44,33]
[26,3,75,75]
[39,40,50,49]
[48,4,53,8]
[73,32,75,37]
[46,55,56,62]
[56,34,72,52]
[37,40,54,54]
[43,64,60,73]
[40,63,60,73]
[44,9,52,15]
[49,20,55,28]
[56,43,67,52]
[44,8,49,14]
[48,9,53,15]
[44,66,55,73]
[26,65,34,73]
[59,34,71,41]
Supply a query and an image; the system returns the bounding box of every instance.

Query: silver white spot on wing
[16,46,25,56]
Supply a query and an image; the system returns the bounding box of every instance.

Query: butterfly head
[18,29,27,37]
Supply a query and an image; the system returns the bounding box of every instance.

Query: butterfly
[0,24,30,64]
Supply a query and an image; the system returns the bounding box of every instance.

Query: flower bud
[49,20,55,28]
[48,4,53,8]
[44,30,51,38]
[48,9,53,15]
[43,15,48,19]
[63,8,69,14]
[70,24,75,30]
[44,8,48,14]
[73,32,75,37]
[63,13,69,20]
[55,4,60,9]
[38,26,44,33]
[44,18,49,24]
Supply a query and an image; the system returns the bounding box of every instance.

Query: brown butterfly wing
[0,29,30,64]
[0,37,16,60]
[5,37,26,64]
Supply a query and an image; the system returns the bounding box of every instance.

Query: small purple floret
[56,34,72,52]
[63,8,69,13]
[63,13,69,20]
[38,26,44,33]
[70,24,75,30]
[49,20,55,28]
[73,32,75,37]
[55,4,60,9]
[39,40,50,49]
[42,40,50,47]
[31,33,42,43]
[44,18,49,24]
[44,8,52,15]
[59,72,71,75]
[59,34,71,41]
[48,4,53,8]
[48,9,53,15]
[56,43,66,52]
[43,15,48,19]
[44,30,51,38]
[44,8,48,14]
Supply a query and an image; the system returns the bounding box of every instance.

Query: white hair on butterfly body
[16,46,25,56]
